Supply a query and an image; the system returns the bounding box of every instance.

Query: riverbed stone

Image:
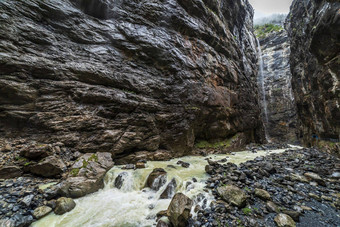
[29,156,66,177]
[0,166,22,179]
[33,206,52,219]
[167,193,193,227]
[266,201,279,213]
[274,213,296,227]
[217,185,247,208]
[254,188,271,201]
[54,197,76,215]
[304,172,326,186]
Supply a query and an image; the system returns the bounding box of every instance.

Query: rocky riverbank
[196,147,340,226]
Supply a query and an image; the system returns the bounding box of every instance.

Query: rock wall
[287,0,340,146]
[259,30,298,143]
[0,0,263,159]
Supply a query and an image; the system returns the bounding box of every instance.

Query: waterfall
[256,38,270,142]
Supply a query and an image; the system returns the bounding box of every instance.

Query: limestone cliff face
[0,0,263,158]
[287,0,339,145]
[259,30,298,143]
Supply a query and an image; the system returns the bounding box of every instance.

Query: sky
[248,0,294,19]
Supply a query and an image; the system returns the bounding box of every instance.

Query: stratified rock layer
[0,0,263,159]
[287,0,340,146]
[259,30,298,143]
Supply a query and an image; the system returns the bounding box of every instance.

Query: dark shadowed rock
[287,0,340,147]
[0,166,22,179]
[29,156,66,177]
[145,168,167,191]
[160,178,177,199]
[114,172,128,189]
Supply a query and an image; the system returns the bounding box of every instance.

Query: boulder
[114,172,128,189]
[217,185,247,208]
[304,172,326,186]
[0,144,12,152]
[167,193,193,227]
[54,197,76,215]
[266,201,279,213]
[160,178,177,199]
[29,156,66,177]
[20,144,51,160]
[0,166,22,179]
[33,206,52,219]
[157,220,171,227]
[274,213,296,227]
[290,173,308,183]
[136,162,146,169]
[254,188,271,201]
[60,152,114,198]
[145,168,167,191]
[177,161,190,168]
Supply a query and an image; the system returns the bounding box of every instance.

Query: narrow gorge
[0,0,339,227]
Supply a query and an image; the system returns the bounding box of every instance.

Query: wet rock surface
[59,152,114,198]
[0,0,263,159]
[258,30,298,143]
[167,193,193,227]
[0,177,59,226]
[145,168,167,191]
[287,0,340,147]
[195,147,340,226]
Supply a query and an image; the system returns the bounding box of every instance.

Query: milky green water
[32,146,300,227]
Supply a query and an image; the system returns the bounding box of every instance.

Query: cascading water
[256,38,270,142]
[31,148,299,227]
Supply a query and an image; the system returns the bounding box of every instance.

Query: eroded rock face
[0,0,263,158]
[258,30,298,143]
[287,0,340,146]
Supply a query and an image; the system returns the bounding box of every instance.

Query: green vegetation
[242,207,252,216]
[244,186,251,192]
[254,24,283,38]
[24,162,32,166]
[15,156,27,162]
[185,105,201,111]
[88,154,98,162]
[195,134,239,149]
[70,168,80,177]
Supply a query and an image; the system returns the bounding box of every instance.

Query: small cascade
[256,38,271,142]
